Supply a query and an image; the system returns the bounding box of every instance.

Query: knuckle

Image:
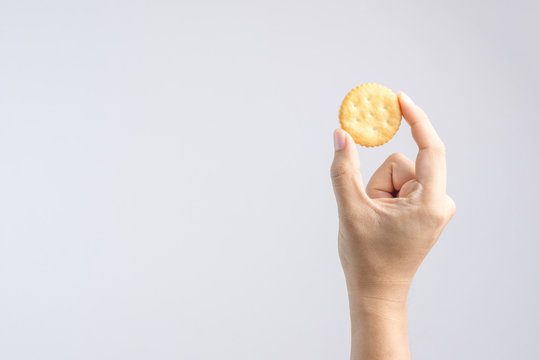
[387,152,407,163]
[424,195,455,226]
[386,153,409,168]
[446,195,456,217]
[433,141,446,155]
[433,207,448,224]
[330,162,351,182]
[425,202,449,225]
[423,142,446,157]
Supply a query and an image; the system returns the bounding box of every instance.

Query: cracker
[339,83,402,147]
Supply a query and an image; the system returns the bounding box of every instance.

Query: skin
[331,92,456,360]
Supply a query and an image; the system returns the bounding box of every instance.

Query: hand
[331,92,455,296]
[331,92,456,359]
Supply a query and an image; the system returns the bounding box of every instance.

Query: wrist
[345,277,412,304]
[348,290,408,320]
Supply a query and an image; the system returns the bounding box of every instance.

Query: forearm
[347,283,411,360]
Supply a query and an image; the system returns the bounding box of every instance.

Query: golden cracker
[339,83,402,147]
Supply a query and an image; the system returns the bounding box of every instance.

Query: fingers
[398,92,447,195]
[331,129,370,210]
[365,153,415,199]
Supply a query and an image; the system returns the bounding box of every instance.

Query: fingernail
[399,91,415,105]
[334,129,346,151]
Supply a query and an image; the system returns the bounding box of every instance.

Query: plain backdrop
[1,0,539,359]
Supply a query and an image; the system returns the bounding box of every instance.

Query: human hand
[331,92,456,302]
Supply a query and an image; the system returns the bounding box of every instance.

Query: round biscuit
[339,83,402,147]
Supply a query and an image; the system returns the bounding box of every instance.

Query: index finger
[398,92,447,195]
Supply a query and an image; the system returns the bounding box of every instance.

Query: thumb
[331,129,369,209]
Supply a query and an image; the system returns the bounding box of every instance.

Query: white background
[1,0,539,359]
